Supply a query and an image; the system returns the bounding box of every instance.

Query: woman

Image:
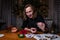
[22,4,48,33]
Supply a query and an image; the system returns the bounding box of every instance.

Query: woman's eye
[29,11,31,12]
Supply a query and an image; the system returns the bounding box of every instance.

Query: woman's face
[25,6,33,18]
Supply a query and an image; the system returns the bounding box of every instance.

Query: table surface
[0,30,60,40]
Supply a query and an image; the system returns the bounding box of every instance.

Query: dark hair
[23,4,37,20]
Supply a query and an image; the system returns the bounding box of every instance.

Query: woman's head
[23,4,37,20]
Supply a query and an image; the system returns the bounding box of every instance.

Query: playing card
[53,37,60,40]
[36,38,51,40]
[0,34,4,37]
[33,34,41,39]
[25,33,35,38]
[33,34,51,40]
[34,35,51,40]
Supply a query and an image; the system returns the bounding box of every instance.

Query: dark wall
[53,0,60,32]
[0,0,2,18]
[0,0,16,30]
[2,0,11,26]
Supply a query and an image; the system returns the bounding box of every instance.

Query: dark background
[0,0,60,33]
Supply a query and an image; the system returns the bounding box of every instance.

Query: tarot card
[0,34,4,37]
[33,34,41,39]
[25,33,35,38]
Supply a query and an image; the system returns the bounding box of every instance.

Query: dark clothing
[22,15,47,31]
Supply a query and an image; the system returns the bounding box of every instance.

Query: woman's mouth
[28,14,33,18]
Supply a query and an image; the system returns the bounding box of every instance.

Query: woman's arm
[22,20,31,31]
[22,20,27,29]
[24,27,30,31]
[36,15,48,32]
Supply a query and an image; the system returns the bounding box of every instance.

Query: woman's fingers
[37,22,45,31]
[24,28,30,31]
[30,28,37,33]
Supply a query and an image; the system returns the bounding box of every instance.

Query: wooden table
[0,30,60,40]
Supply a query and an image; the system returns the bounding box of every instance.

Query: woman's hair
[23,4,37,20]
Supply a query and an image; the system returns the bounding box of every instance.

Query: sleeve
[37,15,48,29]
[22,20,27,29]
[37,15,45,23]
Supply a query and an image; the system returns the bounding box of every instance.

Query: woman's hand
[30,28,37,33]
[24,27,37,33]
[37,22,45,32]
[24,27,30,31]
